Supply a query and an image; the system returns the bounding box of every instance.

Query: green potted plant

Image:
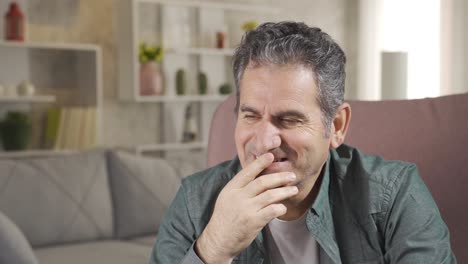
[0,111,32,151]
[139,42,164,96]
[176,69,187,95]
[219,83,232,95]
[242,21,258,32]
[198,72,208,95]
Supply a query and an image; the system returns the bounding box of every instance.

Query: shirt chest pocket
[338,219,384,263]
[354,256,385,264]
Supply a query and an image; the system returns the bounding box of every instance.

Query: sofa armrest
[0,210,38,264]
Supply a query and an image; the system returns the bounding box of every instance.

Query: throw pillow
[108,151,180,238]
[0,150,113,247]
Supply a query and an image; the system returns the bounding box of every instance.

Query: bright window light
[381,0,440,99]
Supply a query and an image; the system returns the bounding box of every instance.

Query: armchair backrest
[206,93,468,261]
[207,95,237,167]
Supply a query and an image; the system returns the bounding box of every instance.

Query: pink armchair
[207,92,468,262]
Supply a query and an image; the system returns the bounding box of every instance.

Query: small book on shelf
[44,107,61,149]
[49,106,96,150]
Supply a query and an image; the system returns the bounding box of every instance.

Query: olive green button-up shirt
[151,144,456,264]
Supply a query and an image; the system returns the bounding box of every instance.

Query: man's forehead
[239,63,318,102]
[240,63,318,90]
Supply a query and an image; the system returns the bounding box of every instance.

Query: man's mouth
[254,154,288,163]
[273,157,288,163]
[257,156,291,176]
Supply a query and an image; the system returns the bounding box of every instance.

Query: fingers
[245,172,296,197]
[257,203,288,221]
[230,153,274,188]
[256,186,298,221]
[254,186,298,209]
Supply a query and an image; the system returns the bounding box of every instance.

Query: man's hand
[195,153,298,263]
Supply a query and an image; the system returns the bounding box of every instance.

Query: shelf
[166,47,235,56]
[116,0,270,152]
[0,95,56,103]
[136,94,229,103]
[136,141,207,153]
[0,40,100,52]
[136,0,280,13]
[0,41,103,147]
[0,149,77,158]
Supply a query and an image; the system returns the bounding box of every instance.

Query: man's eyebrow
[240,105,307,120]
[239,105,260,114]
[275,110,307,120]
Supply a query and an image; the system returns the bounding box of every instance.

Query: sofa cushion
[0,210,38,264]
[108,151,180,238]
[129,234,157,247]
[34,240,151,264]
[0,150,113,247]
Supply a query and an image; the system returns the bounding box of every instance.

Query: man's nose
[254,120,281,153]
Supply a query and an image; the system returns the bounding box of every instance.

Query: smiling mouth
[254,154,288,163]
[256,156,290,177]
[273,157,288,162]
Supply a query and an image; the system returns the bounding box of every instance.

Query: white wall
[357,0,446,100]
[441,0,466,95]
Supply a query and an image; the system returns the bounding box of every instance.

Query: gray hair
[232,21,346,135]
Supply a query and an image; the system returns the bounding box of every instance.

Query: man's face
[235,64,332,192]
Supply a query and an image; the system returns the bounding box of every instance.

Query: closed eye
[279,118,301,127]
[243,114,260,121]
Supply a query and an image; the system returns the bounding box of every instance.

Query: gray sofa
[0,149,180,264]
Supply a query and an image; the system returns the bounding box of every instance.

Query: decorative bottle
[182,103,198,143]
[4,2,25,41]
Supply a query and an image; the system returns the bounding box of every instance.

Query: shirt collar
[311,152,332,217]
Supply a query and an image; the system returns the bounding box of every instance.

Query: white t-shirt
[265,214,321,264]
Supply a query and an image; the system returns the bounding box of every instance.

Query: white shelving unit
[0,95,56,103]
[0,40,102,153]
[116,0,277,154]
[136,94,229,103]
[136,0,278,12]
[0,40,101,51]
[0,149,76,159]
[165,47,236,56]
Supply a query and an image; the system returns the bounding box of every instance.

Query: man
[151,21,455,263]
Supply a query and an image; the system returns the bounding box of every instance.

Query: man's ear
[330,102,351,149]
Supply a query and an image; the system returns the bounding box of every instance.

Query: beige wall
[25,0,358,148]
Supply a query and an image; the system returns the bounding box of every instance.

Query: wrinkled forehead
[240,62,317,90]
[235,62,319,112]
[239,62,318,92]
[238,63,320,112]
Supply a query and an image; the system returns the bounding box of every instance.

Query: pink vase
[139,62,164,96]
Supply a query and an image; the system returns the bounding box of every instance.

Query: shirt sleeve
[382,164,456,263]
[149,182,205,264]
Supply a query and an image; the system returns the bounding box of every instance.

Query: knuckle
[255,177,268,189]
[262,188,289,204]
[274,204,287,215]
[236,171,247,179]
[267,204,286,218]
[276,188,290,199]
[263,190,275,203]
